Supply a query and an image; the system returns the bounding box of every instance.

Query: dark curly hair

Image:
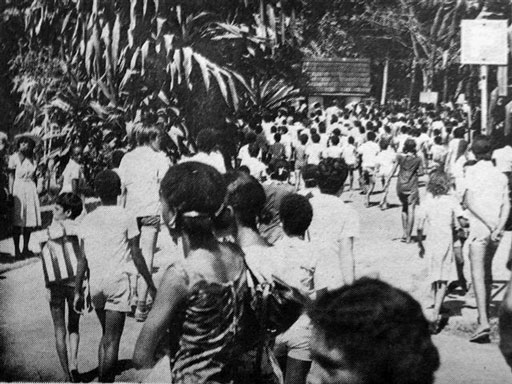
[224,170,266,230]
[94,170,121,200]
[317,158,348,195]
[55,193,83,219]
[160,162,227,236]
[17,136,36,158]
[426,171,450,197]
[279,194,313,236]
[308,278,440,384]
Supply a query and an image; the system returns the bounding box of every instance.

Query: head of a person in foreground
[223,169,266,233]
[279,193,313,238]
[302,158,348,196]
[470,135,492,161]
[307,278,440,384]
[95,170,121,204]
[160,162,228,247]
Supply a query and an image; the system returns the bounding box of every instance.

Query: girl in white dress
[8,136,41,258]
[417,171,465,333]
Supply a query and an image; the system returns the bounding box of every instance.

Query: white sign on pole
[419,91,439,105]
[461,19,508,65]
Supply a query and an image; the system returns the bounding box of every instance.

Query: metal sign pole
[481,65,488,135]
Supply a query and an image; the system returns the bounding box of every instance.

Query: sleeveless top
[168,256,257,384]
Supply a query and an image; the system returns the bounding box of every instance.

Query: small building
[302,57,371,109]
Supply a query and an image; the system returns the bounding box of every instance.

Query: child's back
[79,205,138,281]
[270,141,285,160]
[342,143,357,166]
[420,194,461,234]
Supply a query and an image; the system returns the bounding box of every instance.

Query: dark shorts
[136,215,161,232]
[362,167,376,184]
[48,284,75,307]
[398,190,419,210]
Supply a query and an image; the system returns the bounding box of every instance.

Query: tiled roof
[302,58,371,96]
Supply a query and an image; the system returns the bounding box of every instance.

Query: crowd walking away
[5,99,512,383]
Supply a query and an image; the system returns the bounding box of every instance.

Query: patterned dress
[168,259,278,384]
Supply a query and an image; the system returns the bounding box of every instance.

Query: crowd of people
[2,98,512,383]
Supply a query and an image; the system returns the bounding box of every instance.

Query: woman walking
[133,162,263,383]
[383,138,423,243]
[8,136,41,258]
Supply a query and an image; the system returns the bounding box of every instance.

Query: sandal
[469,328,491,343]
[70,369,81,383]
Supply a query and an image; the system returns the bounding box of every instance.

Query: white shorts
[274,315,312,361]
[90,273,133,312]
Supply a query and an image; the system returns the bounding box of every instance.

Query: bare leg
[454,243,467,290]
[284,358,311,384]
[50,302,72,381]
[98,310,126,382]
[366,178,375,207]
[96,309,106,378]
[406,206,415,243]
[484,240,498,312]
[22,227,32,255]
[12,226,21,258]
[401,211,408,240]
[136,226,158,318]
[432,282,448,322]
[67,301,80,372]
[469,240,491,331]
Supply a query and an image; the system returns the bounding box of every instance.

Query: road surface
[1,178,511,382]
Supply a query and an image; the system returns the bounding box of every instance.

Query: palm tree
[23,0,252,123]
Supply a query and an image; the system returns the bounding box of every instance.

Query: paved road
[1,178,511,382]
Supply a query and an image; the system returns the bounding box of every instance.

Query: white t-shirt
[303,189,360,290]
[61,159,83,193]
[492,146,512,174]
[241,156,267,180]
[323,145,342,159]
[358,141,380,168]
[119,146,170,217]
[342,144,357,166]
[464,160,509,238]
[237,144,250,163]
[375,148,396,176]
[79,206,139,281]
[272,236,319,296]
[395,134,410,153]
[305,143,323,165]
[180,151,226,174]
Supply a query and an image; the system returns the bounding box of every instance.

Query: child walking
[342,136,358,191]
[74,170,156,382]
[416,171,465,333]
[293,134,308,191]
[37,193,84,382]
[384,138,423,243]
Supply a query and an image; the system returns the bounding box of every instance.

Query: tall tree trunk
[409,58,417,107]
[443,69,449,102]
[381,57,389,105]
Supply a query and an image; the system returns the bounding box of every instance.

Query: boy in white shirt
[305,134,323,165]
[342,136,358,191]
[323,136,343,159]
[357,131,380,207]
[60,145,85,195]
[375,140,396,210]
[119,125,170,321]
[75,171,156,382]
